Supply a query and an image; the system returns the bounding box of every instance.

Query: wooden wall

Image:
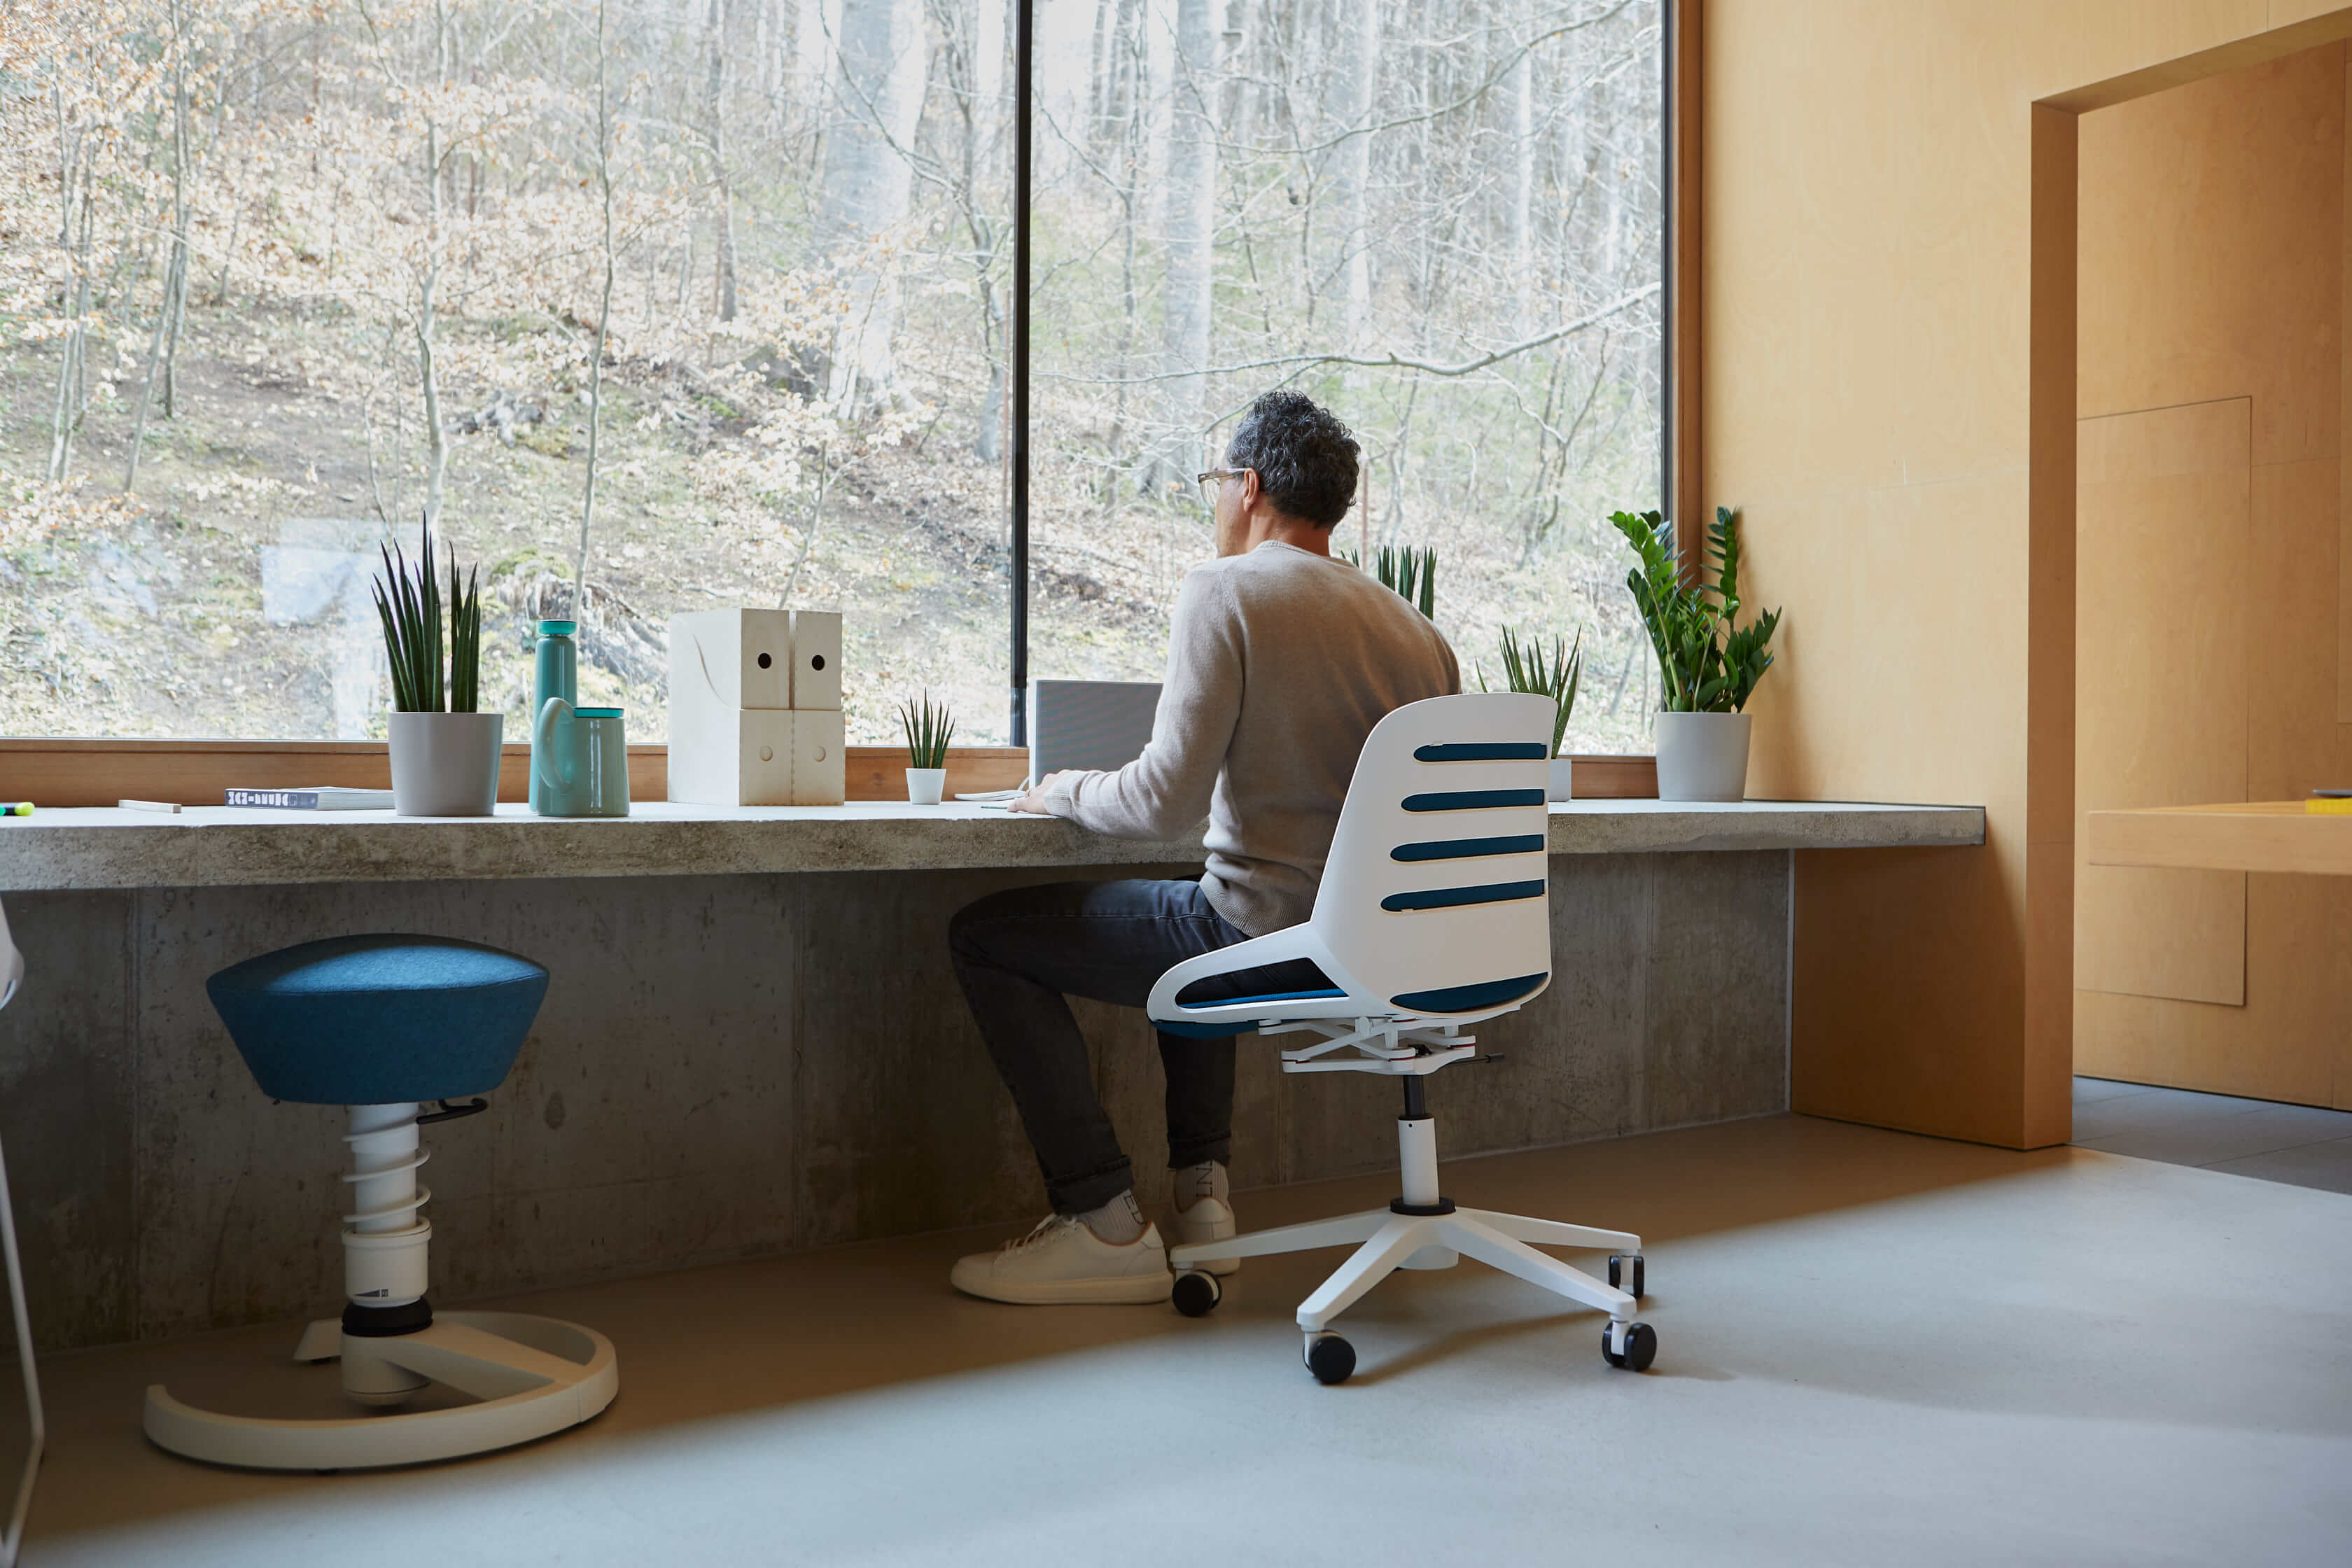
[1706,1,2352,1147]
[2072,45,2352,1109]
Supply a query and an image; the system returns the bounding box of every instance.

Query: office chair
[144,934,617,1469]
[1149,693,1657,1385]
[0,901,44,1565]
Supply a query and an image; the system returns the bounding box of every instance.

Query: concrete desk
[0,798,1980,1351]
[0,797,1982,890]
[2087,801,2352,877]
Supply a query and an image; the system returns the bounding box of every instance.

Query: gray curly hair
[1224,391,1361,527]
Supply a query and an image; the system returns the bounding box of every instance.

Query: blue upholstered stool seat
[207,934,549,1105]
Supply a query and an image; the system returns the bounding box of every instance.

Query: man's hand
[1009,771,1082,815]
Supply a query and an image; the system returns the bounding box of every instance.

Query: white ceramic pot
[905,766,946,805]
[1653,710,1751,802]
[1547,757,1574,802]
[388,711,504,817]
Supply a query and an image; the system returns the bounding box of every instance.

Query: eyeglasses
[1195,468,1247,495]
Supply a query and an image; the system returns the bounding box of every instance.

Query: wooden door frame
[2026,7,2352,1129]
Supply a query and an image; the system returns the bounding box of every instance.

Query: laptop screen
[1029,680,1161,780]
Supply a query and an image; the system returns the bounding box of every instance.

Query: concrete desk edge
[0,798,1988,892]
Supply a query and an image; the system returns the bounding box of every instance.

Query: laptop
[960,679,1162,803]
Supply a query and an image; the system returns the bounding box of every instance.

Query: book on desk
[223,787,396,810]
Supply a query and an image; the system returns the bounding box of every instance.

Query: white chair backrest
[0,899,18,1012]
[1311,692,1554,1016]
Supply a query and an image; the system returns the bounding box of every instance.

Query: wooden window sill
[0,738,1657,808]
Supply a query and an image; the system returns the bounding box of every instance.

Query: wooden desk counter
[2085,802,2352,877]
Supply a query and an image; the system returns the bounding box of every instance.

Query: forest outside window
[0,1,1665,755]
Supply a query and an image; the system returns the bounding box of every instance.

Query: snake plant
[372,515,484,713]
[899,690,955,769]
[1487,626,1583,757]
[1343,544,1438,620]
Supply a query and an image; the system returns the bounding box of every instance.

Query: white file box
[790,708,846,806]
[670,609,792,712]
[788,610,842,711]
[668,707,795,806]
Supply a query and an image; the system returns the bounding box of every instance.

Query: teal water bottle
[531,620,578,816]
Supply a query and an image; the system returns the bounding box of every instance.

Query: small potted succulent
[899,690,953,805]
[1611,505,1782,801]
[1487,626,1583,799]
[373,516,500,816]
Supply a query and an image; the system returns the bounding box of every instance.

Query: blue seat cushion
[206,935,549,1105]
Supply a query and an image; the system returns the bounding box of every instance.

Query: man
[946,390,1460,1304]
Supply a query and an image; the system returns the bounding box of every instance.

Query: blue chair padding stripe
[1391,972,1548,1014]
[1152,986,1349,1040]
[1401,788,1546,812]
[1391,834,1546,862]
[1412,742,1549,762]
[1380,880,1545,912]
[206,934,549,1105]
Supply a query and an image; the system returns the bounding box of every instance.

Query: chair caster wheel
[1601,1320,1656,1372]
[1303,1332,1356,1385]
[1607,1253,1645,1300]
[1172,1270,1222,1317]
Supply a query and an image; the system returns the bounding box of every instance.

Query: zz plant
[372,515,484,713]
[1609,505,1781,713]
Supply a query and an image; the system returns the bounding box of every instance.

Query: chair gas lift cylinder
[143,934,618,1470]
[1149,693,1656,1385]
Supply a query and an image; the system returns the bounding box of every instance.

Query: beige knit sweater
[1042,540,1461,936]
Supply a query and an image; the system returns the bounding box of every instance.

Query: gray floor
[2072,1076,2352,1192]
[8,1113,2350,1567]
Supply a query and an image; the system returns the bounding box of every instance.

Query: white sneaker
[1165,1195,1241,1278]
[950,1214,1174,1305]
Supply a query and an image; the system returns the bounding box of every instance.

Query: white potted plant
[373,517,501,816]
[1486,626,1583,799]
[1611,506,1783,802]
[899,690,953,805]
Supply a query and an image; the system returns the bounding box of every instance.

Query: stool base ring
[143,1310,617,1471]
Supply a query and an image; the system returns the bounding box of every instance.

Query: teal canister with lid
[531,620,578,816]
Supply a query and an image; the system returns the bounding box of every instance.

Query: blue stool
[144,935,619,1471]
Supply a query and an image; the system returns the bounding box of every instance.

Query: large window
[0,1,1663,752]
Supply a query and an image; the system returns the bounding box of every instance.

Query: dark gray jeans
[948,878,1324,1214]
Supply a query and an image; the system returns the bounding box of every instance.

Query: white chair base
[144,1310,618,1471]
[1168,1100,1657,1383]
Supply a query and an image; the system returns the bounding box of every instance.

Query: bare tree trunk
[46,84,84,482]
[128,0,194,484]
[938,0,1007,460]
[124,267,172,491]
[706,0,738,322]
[576,0,620,610]
[816,0,927,418]
[160,0,194,421]
[1106,0,1142,456]
[1506,1,1535,336]
[416,2,452,527]
[1142,0,1219,492]
[1324,0,1380,348]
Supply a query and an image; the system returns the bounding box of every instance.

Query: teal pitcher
[529,620,578,816]
[533,700,631,818]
